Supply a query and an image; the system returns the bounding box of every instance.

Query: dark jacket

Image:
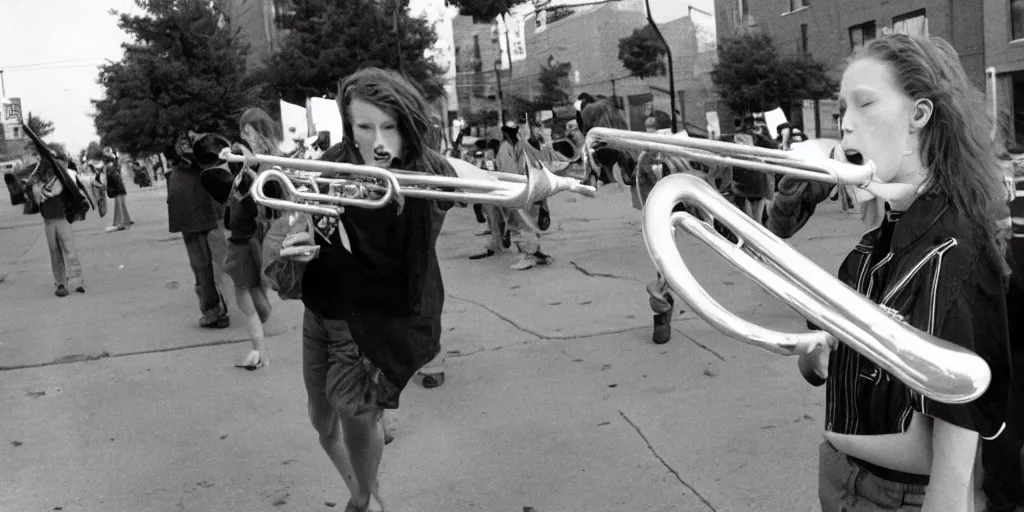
[300,144,456,405]
[166,161,220,234]
[769,182,1014,445]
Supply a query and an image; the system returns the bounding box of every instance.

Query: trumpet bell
[644,173,991,404]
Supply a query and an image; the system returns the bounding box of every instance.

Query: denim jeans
[818,441,926,511]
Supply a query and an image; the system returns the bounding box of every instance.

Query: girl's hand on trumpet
[279,212,320,263]
[794,330,837,387]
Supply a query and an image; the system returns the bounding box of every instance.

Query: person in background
[26,144,85,297]
[102,147,133,231]
[165,135,230,329]
[216,108,281,369]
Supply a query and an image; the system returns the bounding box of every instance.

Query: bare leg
[309,403,360,499]
[234,286,266,367]
[250,285,272,324]
[339,408,386,509]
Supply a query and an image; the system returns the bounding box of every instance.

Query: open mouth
[372,150,392,165]
[844,150,864,165]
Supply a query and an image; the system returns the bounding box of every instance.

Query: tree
[443,0,523,21]
[618,25,668,79]
[264,0,445,105]
[536,56,572,109]
[26,113,56,138]
[92,0,268,156]
[85,141,104,160]
[711,32,837,117]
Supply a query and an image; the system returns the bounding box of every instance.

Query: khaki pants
[44,217,83,289]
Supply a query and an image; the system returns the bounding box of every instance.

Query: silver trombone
[585,127,876,187]
[219,149,597,217]
[589,128,990,405]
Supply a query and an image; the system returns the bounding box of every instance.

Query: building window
[892,9,928,37]
[801,24,809,53]
[12,127,20,139]
[1013,0,1024,41]
[849,21,876,52]
[790,0,808,11]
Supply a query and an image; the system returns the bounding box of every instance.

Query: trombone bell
[644,173,990,405]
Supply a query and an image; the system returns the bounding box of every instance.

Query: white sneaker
[475,227,491,236]
[510,255,536,270]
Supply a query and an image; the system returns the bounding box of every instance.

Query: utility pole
[645,0,677,134]
[0,70,6,97]
[494,60,505,127]
[393,0,406,77]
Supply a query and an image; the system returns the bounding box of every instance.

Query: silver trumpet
[593,129,991,405]
[219,149,597,217]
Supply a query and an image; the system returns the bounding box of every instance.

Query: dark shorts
[818,441,926,511]
[224,238,263,289]
[302,309,401,415]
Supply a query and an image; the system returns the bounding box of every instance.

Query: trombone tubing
[230,150,596,215]
[643,173,991,404]
[585,127,875,187]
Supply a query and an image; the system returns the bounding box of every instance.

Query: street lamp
[644,0,677,134]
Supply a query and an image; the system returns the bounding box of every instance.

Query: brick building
[453,2,718,135]
[985,1,1024,147]
[226,0,290,69]
[714,0,986,139]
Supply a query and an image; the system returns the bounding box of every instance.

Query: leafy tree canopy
[264,0,446,105]
[443,0,523,21]
[711,32,837,115]
[26,113,55,139]
[618,24,667,79]
[92,0,267,156]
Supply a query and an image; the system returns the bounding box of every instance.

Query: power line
[1,64,107,74]
[0,57,108,69]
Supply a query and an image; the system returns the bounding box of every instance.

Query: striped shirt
[824,199,1010,443]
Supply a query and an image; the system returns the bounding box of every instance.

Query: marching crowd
[3,32,1024,512]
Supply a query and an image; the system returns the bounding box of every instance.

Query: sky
[0,0,712,155]
[0,0,141,155]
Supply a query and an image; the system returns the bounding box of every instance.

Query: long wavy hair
[239,107,283,156]
[329,67,452,177]
[856,35,1006,248]
[580,98,636,177]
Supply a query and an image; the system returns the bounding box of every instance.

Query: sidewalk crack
[448,294,648,341]
[619,410,717,512]
[569,261,638,281]
[672,327,727,361]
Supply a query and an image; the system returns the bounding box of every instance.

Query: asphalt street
[1,177,873,511]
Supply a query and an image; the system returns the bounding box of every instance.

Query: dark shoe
[421,372,445,388]
[537,205,551,231]
[75,286,85,294]
[501,230,511,249]
[652,312,672,344]
[533,251,553,265]
[55,285,69,297]
[200,311,231,329]
[468,249,495,260]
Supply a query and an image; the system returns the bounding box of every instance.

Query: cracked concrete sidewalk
[1,181,865,511]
